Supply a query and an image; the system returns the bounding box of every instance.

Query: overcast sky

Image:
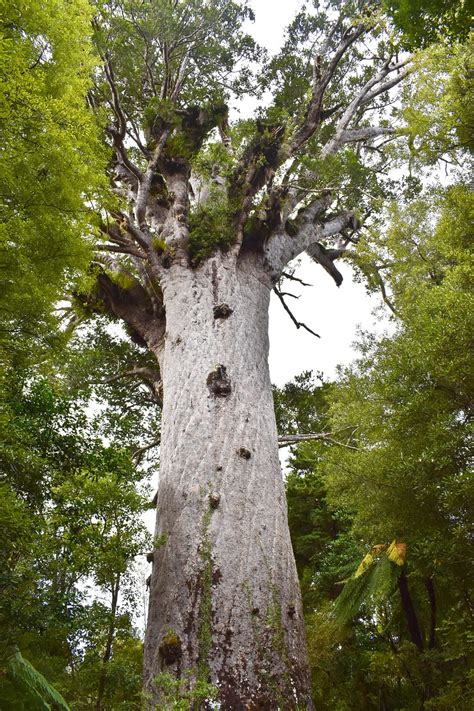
[239,0,392,385]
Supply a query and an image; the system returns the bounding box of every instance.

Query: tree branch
[338,126,396,145]
[306,242,344,286]
[274,286,320,338]
[135,130,171,230]
[321,60,412,158]
[290,24,367,154]
[133,437,161,462]
[98,366,163,407]
[281,271,312,287]
[264,203,358,280]
[278,432,360,451]
[104,54,143,182]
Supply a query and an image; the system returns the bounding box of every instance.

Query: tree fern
[3,649,70,711]
[333,541,405,625]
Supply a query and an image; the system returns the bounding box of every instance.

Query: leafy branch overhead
[87,0,413,353]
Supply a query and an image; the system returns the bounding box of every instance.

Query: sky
[241,0,392,386]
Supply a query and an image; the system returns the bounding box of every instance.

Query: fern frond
[333,564,377,624]
[367,552,399,602]
[5,649,70,711]
[333,552,401,625]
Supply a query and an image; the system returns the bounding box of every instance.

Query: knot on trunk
[209,493,220,509]
[159,632,182,666]
[207,365,231,397]
[161,253,172,268]
[213,303,233,319]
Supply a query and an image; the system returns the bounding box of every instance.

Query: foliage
[2,0,472,707]
[384,0,471,48]
[1,649,70,711]
[0,371,151,709]
[93,0,262,124]
[397,39,474,165]
[282,39,473,697]
[188,195,235,262]
[0,0,105,365]
[152,671,218,710]
[283,179,473,707]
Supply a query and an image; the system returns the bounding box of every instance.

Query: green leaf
[5,650,70,710]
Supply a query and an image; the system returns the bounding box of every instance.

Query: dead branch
[274,286,320,338]
[306,242,344,286]
[278,432,361,451]
[281,271,312,287]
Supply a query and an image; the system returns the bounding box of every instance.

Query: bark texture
[144,252,313,708]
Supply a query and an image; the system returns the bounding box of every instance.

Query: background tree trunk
[144,252,313,708]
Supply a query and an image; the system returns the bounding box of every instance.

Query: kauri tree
[81,0,414,706]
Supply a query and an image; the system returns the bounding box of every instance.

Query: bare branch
[264,202,358,279]
[281,271,312,287]
[96,243,146,259]
[321,61,412,158]
[99,365,163,406]
[360,65,411,106]
[278,432,361,451]
[104,55,143,181]
[170,53,191,101]
[274,286,320,338]
[338,126,396,144]
[135,129,171,230]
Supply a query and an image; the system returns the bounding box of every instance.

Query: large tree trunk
[144,252,313,709]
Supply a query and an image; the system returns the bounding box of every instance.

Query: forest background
[0,0,472,709]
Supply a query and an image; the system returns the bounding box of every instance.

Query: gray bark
[144,251,313,709]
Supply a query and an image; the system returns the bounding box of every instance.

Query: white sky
[269,257,390,384]
[241,0,392,385]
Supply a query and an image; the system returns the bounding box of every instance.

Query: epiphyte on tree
[159,631,182,666]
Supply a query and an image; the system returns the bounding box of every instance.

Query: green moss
[166,132,195,160]
[197,506,214,680]
[245,580,294,706]
[151,236,168,253]
[162,630,180,648]
[191,141,234,182]
[153,533,168,549]
[106,270,135,291]
[188,196,235,262]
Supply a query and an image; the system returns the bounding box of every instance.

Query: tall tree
[83,1,414,704]
[0,0,104,368]
[0,370,152,709]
